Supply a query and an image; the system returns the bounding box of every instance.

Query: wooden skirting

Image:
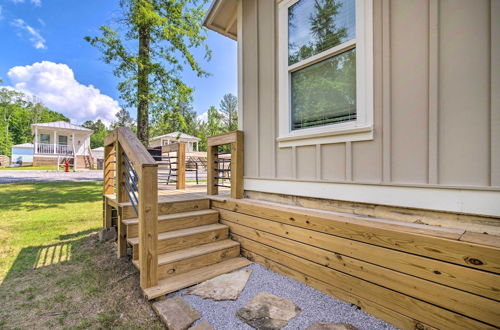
[245,190,500,235]
[211,197,500,329]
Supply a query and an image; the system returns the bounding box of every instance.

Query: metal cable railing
[122,152,139,216]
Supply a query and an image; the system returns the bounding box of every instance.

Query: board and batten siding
[238,0,500,214]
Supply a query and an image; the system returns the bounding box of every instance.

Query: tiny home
[149,132,201,152]
[102,1,500,329]
[10,143,34,165]
[32,121,94,170]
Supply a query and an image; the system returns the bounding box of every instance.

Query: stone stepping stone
[189,320,214,330]
[237,291,301,329]
[307,322,358,330]
[152,296,201,330]
[185,269,252,301]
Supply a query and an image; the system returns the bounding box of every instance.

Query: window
[58,135,68,146]
[40,133,50,144]
[278,0,373,147]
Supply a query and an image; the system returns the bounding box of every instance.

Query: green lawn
[0,165,58,171]
[0,182,162,329]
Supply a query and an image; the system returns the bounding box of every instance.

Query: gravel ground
[173,263,397,330]
[0,170,103,183]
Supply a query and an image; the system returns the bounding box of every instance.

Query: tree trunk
[137,25,150,146]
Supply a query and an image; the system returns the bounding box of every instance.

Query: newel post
[177,143,186,190]
[139,165,158,289]
[231,131,244,199]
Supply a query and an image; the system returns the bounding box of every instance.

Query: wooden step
[157,240,240,279]
[143,257,252,300]
[121,198,210,219]
[123,209,219,238]
[128,224,229,256]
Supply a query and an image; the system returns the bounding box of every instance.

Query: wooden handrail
[207,130,244,199]
[161,143,186,190]
[103,127,158,289]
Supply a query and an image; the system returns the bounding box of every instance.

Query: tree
[85,0,211,145]
[219,93,238,131]
[82,119,109,149]
[0,88,68,156]
[112,108,135,128]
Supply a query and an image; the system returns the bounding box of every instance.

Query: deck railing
[159,143,186,190]
[37,143,73,155]
[207,131,244,199]
[103,127,158,289]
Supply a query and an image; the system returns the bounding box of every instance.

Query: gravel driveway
[0,170,103,184]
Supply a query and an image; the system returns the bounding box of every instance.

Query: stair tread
[122,209,218,226]
[143,257,252,299]
[127,223,228,245]
[157,239,240,265]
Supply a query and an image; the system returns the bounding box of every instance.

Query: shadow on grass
[0,181,102,212]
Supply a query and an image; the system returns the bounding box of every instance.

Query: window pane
[40,134,50,144]
[291,48,356,130]
[58,135,68,145]
[288,0,355,65]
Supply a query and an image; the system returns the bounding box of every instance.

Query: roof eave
[203,0,238,41]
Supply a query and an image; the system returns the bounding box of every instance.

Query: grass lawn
[0,166,58,171]
[0,182,162,329]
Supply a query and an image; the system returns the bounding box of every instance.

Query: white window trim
[278,0,374,147]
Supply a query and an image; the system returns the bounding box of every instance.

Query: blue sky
[0,0,237,124]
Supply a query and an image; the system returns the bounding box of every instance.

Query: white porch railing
[37,143,73,155]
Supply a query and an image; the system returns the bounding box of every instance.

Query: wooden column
[53,131,57,154]
[139,165,158,289]
[231,131,244,199]
[103,144,115,229]
[115,142,128,258]
[177,143,186,190]
[207,144,218,195]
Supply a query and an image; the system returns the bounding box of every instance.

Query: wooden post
[207,145,218,195]
[139,166,158,289]
[177,143,186,190]
[231,131,244,199]
[115,142,128,258]
[103,143,115,229]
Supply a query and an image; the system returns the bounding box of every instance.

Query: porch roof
[31,121,92,133]
[150,132,201,142]
[204,0,238,40]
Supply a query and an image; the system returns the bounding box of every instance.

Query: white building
[11,143,34,164]
[149,132,201,152]
[32,121,93,169]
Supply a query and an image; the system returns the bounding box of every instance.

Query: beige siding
[240,0,500,190]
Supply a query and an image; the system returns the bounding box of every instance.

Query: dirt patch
[0,233,163,329]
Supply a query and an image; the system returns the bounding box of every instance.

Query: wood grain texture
[227,224,500,324]
[217,208,500,301]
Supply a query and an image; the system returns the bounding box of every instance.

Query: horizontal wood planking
[137,224,228,255]
[207,131,240,146]
[157,244,240,279]
[216,208,500,301]
[237,240,491,329]
[225,222,499,325]
[121,198,210,219]
[124,209,219,238]
[212,198,500,273]
[143,257,252,300]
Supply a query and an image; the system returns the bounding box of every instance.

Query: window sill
[277,124,373,147]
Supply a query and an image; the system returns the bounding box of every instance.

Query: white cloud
[196,111,208,123]
[11,18,46,49]
[37,18,45,26]
[7,61,121,124]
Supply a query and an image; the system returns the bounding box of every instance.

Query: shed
[11,143,34,164]
[149,132,201,152]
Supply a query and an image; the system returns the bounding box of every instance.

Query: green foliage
[111,108,136,130]
[0,88,69,156]
[85,0,211,143]
[82,119,109,149]
[219,93,238,131]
